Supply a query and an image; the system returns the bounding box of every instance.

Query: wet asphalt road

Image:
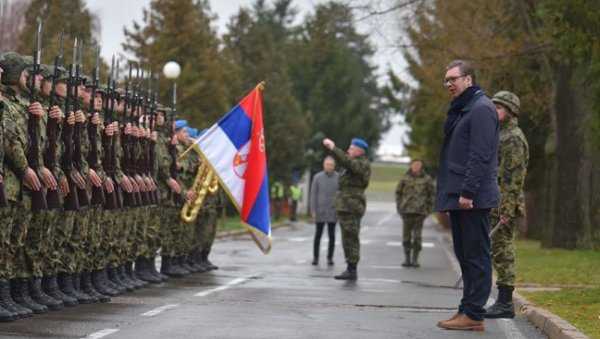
[0,201,547,339]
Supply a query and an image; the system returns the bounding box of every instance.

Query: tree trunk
[546,63,600,249]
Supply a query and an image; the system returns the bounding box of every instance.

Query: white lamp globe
[163,61,181,79]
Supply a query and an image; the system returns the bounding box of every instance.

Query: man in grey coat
[310,156,339,265]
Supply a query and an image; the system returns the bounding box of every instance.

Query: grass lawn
[515,239,600,338]
[367,162,408,193]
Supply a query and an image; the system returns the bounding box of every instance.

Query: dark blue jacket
[434,92,500,211]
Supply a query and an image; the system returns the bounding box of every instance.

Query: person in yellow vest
[289,181,302,222]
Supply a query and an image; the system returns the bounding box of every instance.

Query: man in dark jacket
[435,60,499,332]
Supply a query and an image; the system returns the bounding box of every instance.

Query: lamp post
[162,61,181,126]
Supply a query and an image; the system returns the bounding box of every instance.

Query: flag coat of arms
[195,83,271,253]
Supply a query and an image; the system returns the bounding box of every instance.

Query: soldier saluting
[322,137,371,281]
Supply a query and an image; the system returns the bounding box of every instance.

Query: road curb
[513,292,591,339]
[442,233,590,339]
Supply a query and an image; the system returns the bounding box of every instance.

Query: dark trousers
[449,209,492,321]
[289,200,298,221]
[313,222,336,260]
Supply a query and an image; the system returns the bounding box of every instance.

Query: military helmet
[0,52,31,86]
[491,91,520,115]
[40,64,54,79]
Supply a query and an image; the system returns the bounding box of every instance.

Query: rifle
[111,60,123,208]
[121,64,137,207]
[27,21,48,210]
[169,82,184,205]
[61,37,80,211]
[44,30,64,209]
[101,56,118,209]
[148,73,160,205]
[87,44,105,206]
[137,72,151,206]
[72,39,90,207]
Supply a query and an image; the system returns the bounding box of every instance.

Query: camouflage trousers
[115,207,135,266]
[55,210,76,274]
[25,208,58,278]
[338,212,362,264]
[196,207,218,252]
[0,204,15,280]
[178,218,195,256]
[159,206,180,257]
[10,196,33,280]
[400,214,426,251]
[82,205,103,272]
[490,216,518,286]
[102,209,122,268]
[69,206,92,273]
[143,205,161,259]
[130,206,150,262]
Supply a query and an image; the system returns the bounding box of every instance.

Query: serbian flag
[195,83,271,254]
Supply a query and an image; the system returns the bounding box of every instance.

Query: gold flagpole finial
[257,81,265,91]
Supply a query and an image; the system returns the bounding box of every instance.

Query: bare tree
[0,0,31,52]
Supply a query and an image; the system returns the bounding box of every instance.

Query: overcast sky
[83,0,407,150]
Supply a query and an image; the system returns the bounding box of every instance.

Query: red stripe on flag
[242,88,266,221]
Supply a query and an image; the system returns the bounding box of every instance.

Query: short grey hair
[446,59,477,84]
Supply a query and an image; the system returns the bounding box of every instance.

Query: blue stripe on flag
[218,105,253,150]
[244,171,271,235]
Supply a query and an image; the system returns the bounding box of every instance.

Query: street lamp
[162,61,181,123]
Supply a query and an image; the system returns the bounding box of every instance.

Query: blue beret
[175,119,188,130]
[351,138,369,150]
[187,127,198,139]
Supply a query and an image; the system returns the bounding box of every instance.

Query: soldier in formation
[0,49,222,322]
[394,159,435,268]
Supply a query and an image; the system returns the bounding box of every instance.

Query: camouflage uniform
[0,83,15,281]
[330,146,370,265]
[395,169,434,257]
[491,117,529,287]
[485,91,529,319]
[179,142,199,257]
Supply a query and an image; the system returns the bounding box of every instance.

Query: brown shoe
[436,312,460,326]
[437,314,484,331]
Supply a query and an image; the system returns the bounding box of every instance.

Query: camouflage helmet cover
[491,91,520,116]
[0,52,32,85]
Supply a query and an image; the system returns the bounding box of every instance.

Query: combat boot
[116,265,137,291]
[102,268,125,294]
[80,272,110,303]
[73,273,98,303]
[133,258,154,283]
[200,250,218,271]
[91,270,119,297]
[160,256,184,278]
[196,252,209,273]
[401,250,411,267]
[178,256,194,273]
[58,273,94,304]
[107,266,131,292]
[334,263,357,281]
[148,257,169,281]
[10,279,49,314]
[126,261,151,287]
[485,285,515,319]
[41,275,78,307]
[171,256,190,275]
[28,278,64,310]
[0,279,31,318]
[0,302,16,322]
[187,251,203,272]
[411,249,420,268]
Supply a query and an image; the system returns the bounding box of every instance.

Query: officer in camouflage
[322,137,371,281]
[485,91,529,319]
[395,159,435,268]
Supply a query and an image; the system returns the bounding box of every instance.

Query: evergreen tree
[17,0,98,75]
[123,0,235,128]
[222,0,309,183]
[288,1,388,172]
